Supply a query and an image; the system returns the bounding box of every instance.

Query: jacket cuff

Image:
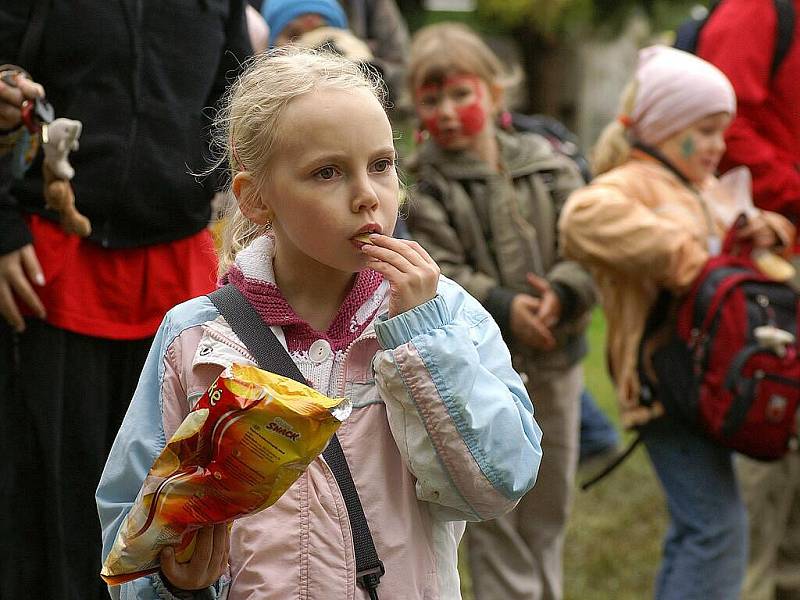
[484,286,517,341]
[0,205,32,255]
[550,282,578,324]
[375,294,451,349]
[154,572,216,600]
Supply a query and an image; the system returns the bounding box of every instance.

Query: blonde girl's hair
[408,22,520,95]
[211,47,387,276]
[591,80,638,176]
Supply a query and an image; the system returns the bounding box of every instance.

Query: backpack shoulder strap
[675,0,722,53]
[18,0,50,72]
[206,284,385,598]
[772,0,796,78]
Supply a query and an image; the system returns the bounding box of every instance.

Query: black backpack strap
[208,284,305,382]
[580,290,674,491]
[772,0,795,78]
[674,0,722,53]
[207,284,385,598]
[18,0,50,72]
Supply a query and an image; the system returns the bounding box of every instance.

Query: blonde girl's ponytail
[591,80,638,176]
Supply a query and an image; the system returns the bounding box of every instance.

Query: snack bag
[101,363,350,585]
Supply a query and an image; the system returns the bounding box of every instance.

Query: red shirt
[27,215,218,340]
[698,0,800,244]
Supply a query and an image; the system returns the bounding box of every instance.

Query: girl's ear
[489,83,505,114]
[232,172,272,225]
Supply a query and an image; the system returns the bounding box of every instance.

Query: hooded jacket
[560,153,794,427]
[407,130,596,381]
[698,0,800,240]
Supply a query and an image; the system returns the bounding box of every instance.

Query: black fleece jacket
[0,0,251,255]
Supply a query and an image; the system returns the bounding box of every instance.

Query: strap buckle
[357,561,385,591]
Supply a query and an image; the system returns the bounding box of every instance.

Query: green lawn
[459,309,668,599]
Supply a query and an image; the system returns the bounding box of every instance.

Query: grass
[459,309,668,599]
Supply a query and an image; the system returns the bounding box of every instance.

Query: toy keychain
[13,70,91,237]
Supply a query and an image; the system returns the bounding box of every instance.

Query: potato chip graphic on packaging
[101,364,350,586]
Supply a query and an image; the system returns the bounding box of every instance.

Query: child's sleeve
[407,182,499,302]
[544,157,597,324]
[372,279,543,522]
[95,314,228,600]
[559,180,709,293]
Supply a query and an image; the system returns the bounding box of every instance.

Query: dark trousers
[0,320,151,600]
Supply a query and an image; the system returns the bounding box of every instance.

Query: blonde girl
[560,45,794,600]
[96,48,542,600]
[406,22,596,600]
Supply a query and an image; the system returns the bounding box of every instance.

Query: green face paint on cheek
[680,135,696,159]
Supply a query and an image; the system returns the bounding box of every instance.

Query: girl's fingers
[212,525,231,575]
[361,243,416,273]
[367,235,430,268]
[526,272,550,294]
[398,238,438,267]
[159,546,179,581]
[367,258,405,282]
[529,318,556,349]
[192,526,215,567]
[212,523,227,564]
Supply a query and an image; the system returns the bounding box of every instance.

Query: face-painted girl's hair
[209,47,387,277]
[408,23,520,96]
[592,80,638,176]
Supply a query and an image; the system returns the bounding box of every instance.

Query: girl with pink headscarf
[559,46,794,600]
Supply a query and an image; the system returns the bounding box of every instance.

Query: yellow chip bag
[101,363,350,585]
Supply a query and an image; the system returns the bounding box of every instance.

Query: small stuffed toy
[41,117,91,237]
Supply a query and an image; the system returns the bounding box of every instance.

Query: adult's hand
[0,71,45,131]
[160,523,230,592]
[0,245,45,333]
[510,293,556,351]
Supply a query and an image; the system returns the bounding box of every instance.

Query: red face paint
[415,74,489,147]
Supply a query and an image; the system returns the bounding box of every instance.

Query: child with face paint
[406,23,597,600]
[560,46,795,600]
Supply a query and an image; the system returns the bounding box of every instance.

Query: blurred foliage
[435,0,709,39]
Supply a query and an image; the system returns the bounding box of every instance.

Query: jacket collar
[627,149,717,193]
[411,129,566,180]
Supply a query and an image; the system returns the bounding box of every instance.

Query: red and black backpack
[645,222,800,460]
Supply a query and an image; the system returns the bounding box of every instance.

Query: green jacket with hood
[407,130,596,379]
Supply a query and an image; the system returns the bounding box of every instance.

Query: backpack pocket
[715,346,800,460]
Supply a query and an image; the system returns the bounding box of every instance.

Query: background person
[560,45,794,600]
[0,2,251,598]
[697,4,800,598]
[406,23,595,600]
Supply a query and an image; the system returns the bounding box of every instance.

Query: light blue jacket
[97,271,542,599]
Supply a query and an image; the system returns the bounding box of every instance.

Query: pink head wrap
[626,45,736,146]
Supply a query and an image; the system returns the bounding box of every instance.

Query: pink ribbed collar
[221,236,385,353]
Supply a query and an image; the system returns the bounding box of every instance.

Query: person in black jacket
[0,2,251,598]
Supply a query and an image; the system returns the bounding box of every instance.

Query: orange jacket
[559,153,794,427]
